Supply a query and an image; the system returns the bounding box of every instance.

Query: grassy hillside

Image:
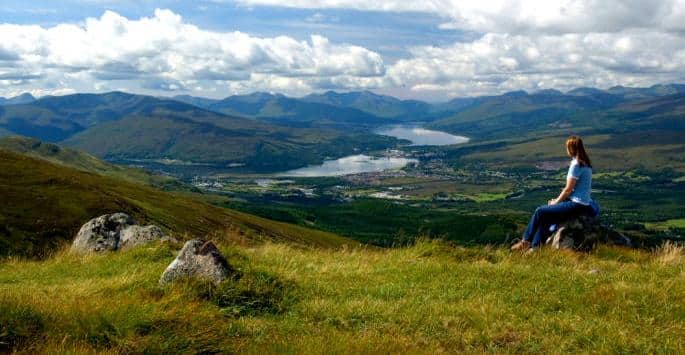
[0,149,354,257]
[1,240,682,353]
[448,133,685,173]
[0,136,178,187]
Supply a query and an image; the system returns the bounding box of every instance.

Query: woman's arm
[549,177,577,205]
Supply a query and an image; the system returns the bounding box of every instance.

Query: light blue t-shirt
[567,158,592,205]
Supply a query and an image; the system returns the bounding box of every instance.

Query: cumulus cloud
[387,30,685,96]
[238,0,685,34]
[1,4,685,99]
[0,9,385,96]
[237,0,685,98]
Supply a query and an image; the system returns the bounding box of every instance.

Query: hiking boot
[511,240,531,251]
[525,247,538,255]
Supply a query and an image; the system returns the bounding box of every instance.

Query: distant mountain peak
[0,92,36,105]
[533,89,563,96]
[567,87,605,96]
[502,90,528,98]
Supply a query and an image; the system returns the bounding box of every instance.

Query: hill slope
[0,149,355,257]
[0,136,178,187]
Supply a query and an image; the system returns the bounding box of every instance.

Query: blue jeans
[523,201,594,247]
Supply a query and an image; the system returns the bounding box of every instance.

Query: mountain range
[0,93,35,106]
[1,83,684,174]
[0,91,397,173]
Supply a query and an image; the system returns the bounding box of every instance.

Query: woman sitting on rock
[511,135,599,252]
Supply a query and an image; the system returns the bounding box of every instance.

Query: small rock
[159,239,233,285]
[70,213,135,253]
[119,225,167,250]
[588,268,601,275]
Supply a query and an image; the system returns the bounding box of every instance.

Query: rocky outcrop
[547,215,632,251]
[70,213,170,253]
[159,239,233,285]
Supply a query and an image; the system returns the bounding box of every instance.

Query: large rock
[159,239,233,285]
[547,215,632,251]
[70,213,169,254]
[70,213,135,253]
[119,225,167,250]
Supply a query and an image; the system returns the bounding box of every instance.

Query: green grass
[645,219,685,231]
[456,192,509,203]
[0,135,177,187]
[224,199,519,247]
[1,240,683,353]
[449,133,685,173]
[0,149,354,257]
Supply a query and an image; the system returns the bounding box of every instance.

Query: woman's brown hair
[566,135,592,167]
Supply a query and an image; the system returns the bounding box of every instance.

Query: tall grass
[1,240,683,353]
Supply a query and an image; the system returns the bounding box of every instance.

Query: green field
[1,240,683,353]
[645,219,685,231]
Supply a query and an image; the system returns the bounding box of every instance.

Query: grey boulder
[70,213,135,253]
[119,225,168,250]
[70,213,169,254]
[159,239,233,285]
[547,215,632,251]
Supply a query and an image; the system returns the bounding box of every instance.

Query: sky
[1,0,684,101]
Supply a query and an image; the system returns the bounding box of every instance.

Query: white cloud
[237,0,685,99]
[387,30,685,97]
[306,12,327,22]
[0,9,385,97]
[1,5,685,100]
[238,0,685,34]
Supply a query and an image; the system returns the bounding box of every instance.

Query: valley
[3,4,685,353]
[1,86,684,355]
[2,85,684,252]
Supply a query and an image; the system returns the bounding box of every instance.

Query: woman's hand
[550,177,577,206]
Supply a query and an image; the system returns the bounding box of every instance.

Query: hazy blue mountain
[604,84,685,100]
[204,92,395,128]
[0,91,271,142]
[428,88,647,138]
[302,90,433,120]
[171,94,221,109]
[0,93,36,106]
[431,85,685,140]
